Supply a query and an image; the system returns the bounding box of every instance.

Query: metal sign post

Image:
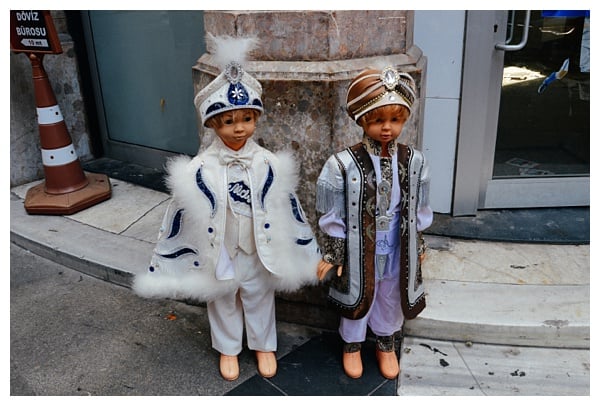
[11,10,111,215]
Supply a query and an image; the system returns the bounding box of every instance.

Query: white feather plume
[205,33,259,70]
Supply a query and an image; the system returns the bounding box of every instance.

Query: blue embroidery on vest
[167,209,184,239]
[196,167,217,217]
[260,164,274,210]
[296,238,313,246]
[289,193,306,223]
[228,180,252,206]
[158,247,198,259]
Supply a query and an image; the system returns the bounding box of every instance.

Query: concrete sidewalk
[10,176,591,395]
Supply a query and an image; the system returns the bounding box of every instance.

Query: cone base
[24,172,112,215]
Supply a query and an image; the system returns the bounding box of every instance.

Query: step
[404,236,590,348]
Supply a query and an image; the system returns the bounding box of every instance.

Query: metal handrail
[495,10,530,51]
[505,11,516,44]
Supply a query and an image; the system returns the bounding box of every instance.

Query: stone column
[192,10,426,329]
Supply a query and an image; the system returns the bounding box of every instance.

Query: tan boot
[375,335,399,379]
[256,351,277,378]
[219,354,239,381]
[342,342,363,379]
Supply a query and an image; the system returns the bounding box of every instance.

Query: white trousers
[207,251,277,355]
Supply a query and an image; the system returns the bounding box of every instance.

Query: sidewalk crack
[453,342,487,395]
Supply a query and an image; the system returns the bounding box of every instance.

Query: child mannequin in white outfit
[134,35,320,381]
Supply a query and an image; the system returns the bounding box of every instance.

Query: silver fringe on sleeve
[316,155,347,218]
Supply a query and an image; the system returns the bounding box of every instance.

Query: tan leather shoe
[219,354,239,381]
[375,349,399,379]
[342,342,363,379]
[256,351,277,378]
[342,351,363,379]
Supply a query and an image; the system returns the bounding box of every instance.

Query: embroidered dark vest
[328,142,426,320]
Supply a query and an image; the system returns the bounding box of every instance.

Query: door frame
[453,10,589,216]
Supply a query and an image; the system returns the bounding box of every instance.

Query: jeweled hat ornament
[194,34,264,127]
[346,66,416,122]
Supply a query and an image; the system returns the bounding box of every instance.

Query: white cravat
[218,142,254,167]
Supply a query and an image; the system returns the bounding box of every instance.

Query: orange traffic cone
[24,53,111,215]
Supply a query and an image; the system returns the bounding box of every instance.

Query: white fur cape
[133,139,320,302]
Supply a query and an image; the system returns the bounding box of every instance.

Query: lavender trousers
[339,248,404,343]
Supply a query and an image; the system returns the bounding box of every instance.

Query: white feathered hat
[194,34,264,126]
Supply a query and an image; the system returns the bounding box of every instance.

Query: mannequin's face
[361,108,407,153]
[213,110,257,150]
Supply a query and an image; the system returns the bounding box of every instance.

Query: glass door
[454,10,589,214]
[495,11,589,179]
[483,10,589,208]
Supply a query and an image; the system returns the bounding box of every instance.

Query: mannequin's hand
[317,259,343,281]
